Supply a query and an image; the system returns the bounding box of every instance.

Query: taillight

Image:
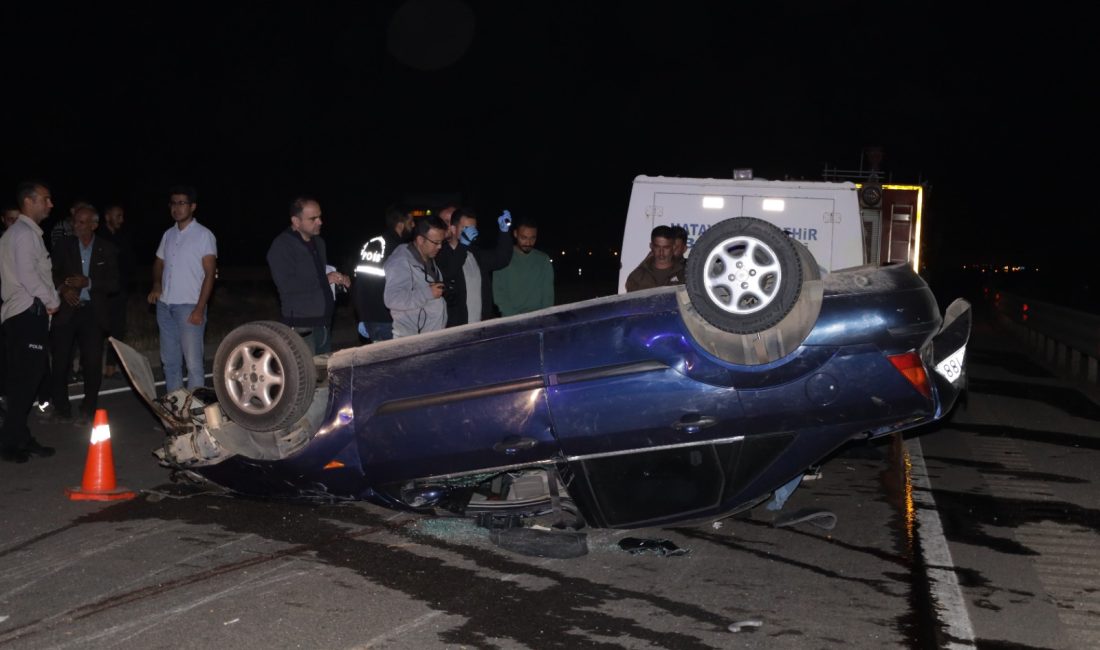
[887,351,932,399]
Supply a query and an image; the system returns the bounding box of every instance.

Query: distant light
[560,250,566,256]
[734,168,753,180]
[702,196,725,209]
[588,250,592,256]
[612,250,619,256]
[577,268,582,277]
[762,199,785,212]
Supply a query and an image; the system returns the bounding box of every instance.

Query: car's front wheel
[213,321,316,432]
[685,217,804,334]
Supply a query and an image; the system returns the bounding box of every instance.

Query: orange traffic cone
[66,409,136,501]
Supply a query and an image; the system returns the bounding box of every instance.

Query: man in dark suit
[50,205,119,425]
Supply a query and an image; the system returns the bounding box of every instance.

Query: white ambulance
[618,175,867,293]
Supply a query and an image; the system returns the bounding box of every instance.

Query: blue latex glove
[357,322,369,339]
[498,210,512,232]
[459,225,479,246]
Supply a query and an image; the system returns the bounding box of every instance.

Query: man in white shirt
[1,182,61,463]
[147,186,217,392]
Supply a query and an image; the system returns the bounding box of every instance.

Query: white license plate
[934,345,966,383]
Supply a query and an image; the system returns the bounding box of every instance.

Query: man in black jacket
[267,197,350,354]
[50,205,119,424]
[435,207,513,327]
[352,205,413,343]
[97,204,136,377]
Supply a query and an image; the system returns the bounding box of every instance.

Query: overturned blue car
[114,217,970,529]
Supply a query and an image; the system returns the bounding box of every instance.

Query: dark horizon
[4,1,1094,279]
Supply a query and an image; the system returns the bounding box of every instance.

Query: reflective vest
[355,235,387,278]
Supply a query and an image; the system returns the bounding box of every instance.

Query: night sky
[3,1,1095,287]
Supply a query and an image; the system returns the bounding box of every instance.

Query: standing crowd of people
[0,181,142,462]
[0,181,557,463]
[351,203,554,341]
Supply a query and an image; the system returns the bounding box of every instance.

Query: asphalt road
[919,315,1100,649]
[1,310,1098,649]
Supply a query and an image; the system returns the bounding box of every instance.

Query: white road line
[906,435,977,649]
[63,373,214,401]
[0,522,185,601]
[54,564,306,648]
[354,610,445,649]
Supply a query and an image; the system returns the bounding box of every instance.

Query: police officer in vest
[353,205,414,342]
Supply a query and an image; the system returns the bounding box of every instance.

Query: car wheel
[685,217,804,334]
[213,321,316,432]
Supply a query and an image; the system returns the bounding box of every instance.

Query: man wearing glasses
[383,216,448,338]
[147,186,217,392]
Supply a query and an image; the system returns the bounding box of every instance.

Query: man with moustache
[49,205,119,425]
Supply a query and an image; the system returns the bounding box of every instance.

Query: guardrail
[992,290,1100,384]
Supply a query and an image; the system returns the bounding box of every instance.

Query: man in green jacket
[493,218,553,316]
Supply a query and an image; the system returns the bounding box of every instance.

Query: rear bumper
[929,298,972,418]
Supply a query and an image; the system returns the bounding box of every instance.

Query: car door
[352,331,558,485]
[542,310,747,527]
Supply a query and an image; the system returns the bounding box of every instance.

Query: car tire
[213,321,316,432]
[685,217,804,334]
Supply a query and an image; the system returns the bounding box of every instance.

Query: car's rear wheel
[213,321,316,432]
[686,217,804,334]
